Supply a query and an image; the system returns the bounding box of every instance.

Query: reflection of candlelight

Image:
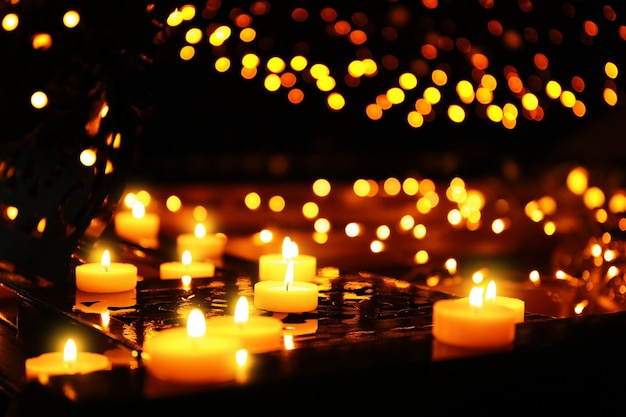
[73,289,136,315]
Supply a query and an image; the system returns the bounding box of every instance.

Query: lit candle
[142,308,242,384]
[254,260,318,313]
[176,224,228,264]
[25,338,111,382]
[205,296,284,354]
[485,280,525,323]
[114,200,160,247]
[432,287,516,349]
[259,236,317,282]
[159,250,215,279]
[75,250,138,293]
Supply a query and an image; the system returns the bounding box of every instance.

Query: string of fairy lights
[143,0,625,131]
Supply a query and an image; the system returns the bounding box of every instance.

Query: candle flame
[234,296,249,325]
[182,250,192,266]
[284,260,294,291]
[194,223,207,238]
[63,338,77,367]
[485,280,497,301]
[469,286,484,308]
[281,236,299,259]
[187,308,206,338]
[281,236,292,258]
[101,250,111,272]
[131,201,146,219]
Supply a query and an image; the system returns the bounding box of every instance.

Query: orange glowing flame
[182,250,192,266]
[485,280,497,301]
[100,250,111,272]
[63,338,77,368]
[187,308,206,338]
[469,286,484,308]
[234,296,249,325]
[284,260,295,291]
[281,236,298,259]
[194,223,207,238]
[131,201,145,219]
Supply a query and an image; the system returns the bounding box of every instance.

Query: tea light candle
[160,250,215,279]
[254,260,318,313]
[142,308,242,385]
[432,287,516,349]
[485,280,525,323]
[114,200,160,247]
[176,224,228,262]
[205,296,283,354]
[75,250,138,293]
[259,236,317,282]
[25,338,111,381]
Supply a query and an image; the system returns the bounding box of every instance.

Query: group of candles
[28,235,322,384]
[29,223,527,384]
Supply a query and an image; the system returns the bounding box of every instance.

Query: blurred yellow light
[327,92,345,111]
[314,218,331,233]
[1,13,19,31]
[244,192,261,210]
[268,195,285,212]
[63,10,80,28]
[166,195,182,213]
[345,222,361,237]
[302,202,319,219]
[566,167,588,195]
[30,91,48,109]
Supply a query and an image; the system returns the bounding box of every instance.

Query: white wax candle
[25,339,111,381]
[254,281,318,313]
[114,201,160,247]
[259,236,317,282]
[254,257,318,313]
[142,309,242,385]
[159,250,215,279]
[176,224,228,262]
[204,297,284,354]
[432,288,516,349]
[75,250,137,293]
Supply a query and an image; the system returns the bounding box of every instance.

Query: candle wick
[285,281,290,291]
